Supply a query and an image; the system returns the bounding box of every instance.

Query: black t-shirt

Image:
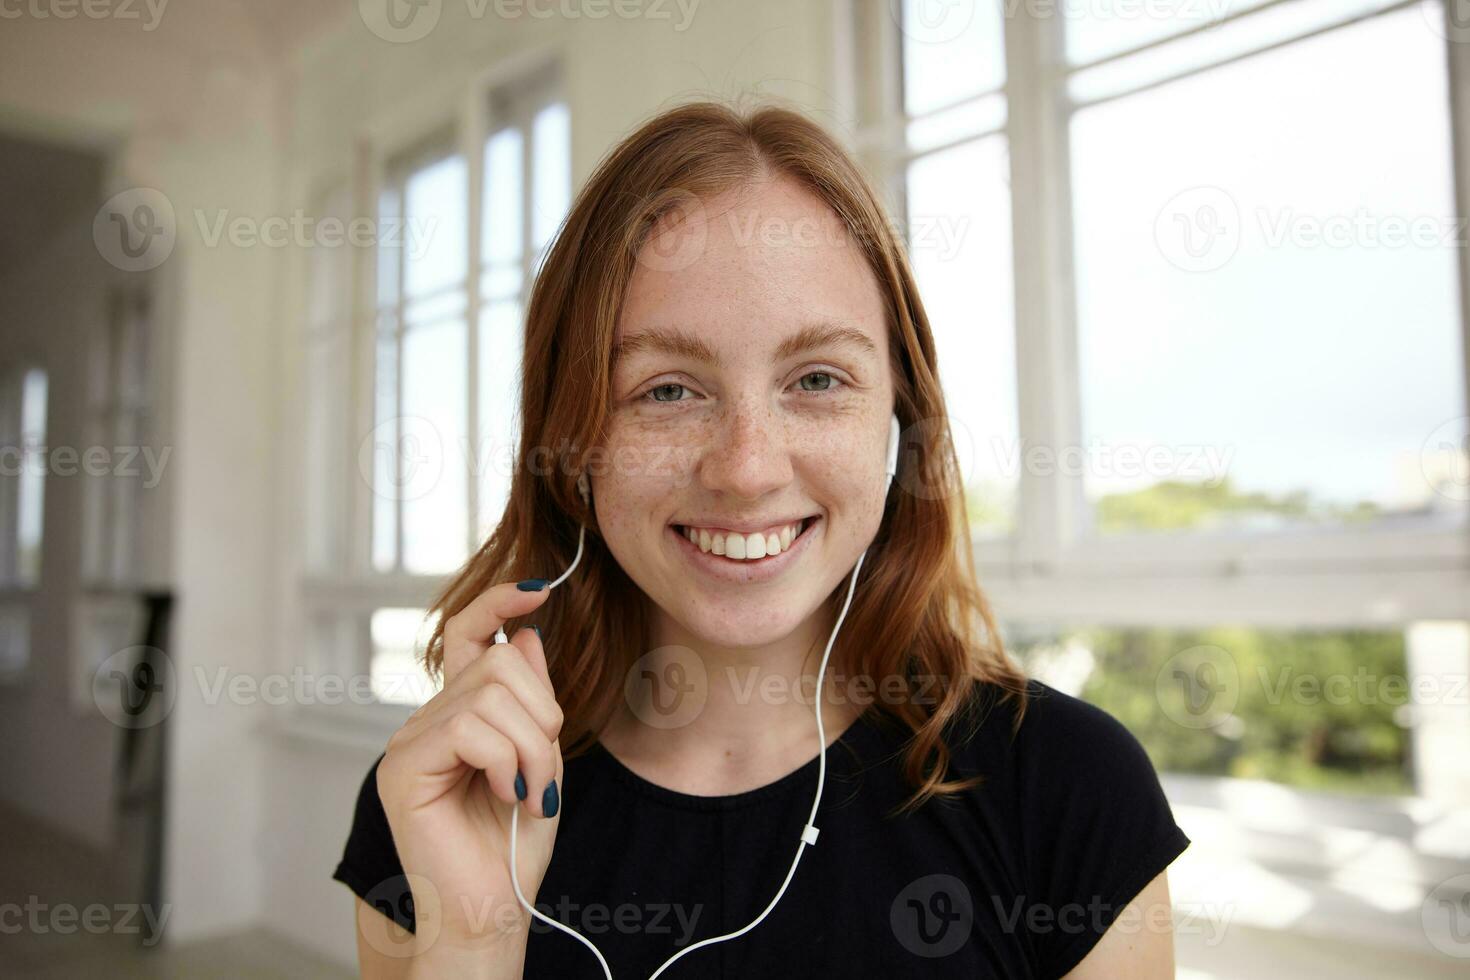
[332,679,1189,979]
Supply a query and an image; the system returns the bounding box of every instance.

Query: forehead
[614,176,888,358]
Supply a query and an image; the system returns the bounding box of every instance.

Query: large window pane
[1013,623,1415,796]
[531,102,570,256]
[1064,0,1271,68]
[370,607,440,706]
[906,136,1018,535]
[17,369,47,586]
[1070,8,1462,535]
[899,0,1005,116]
[1067,0,1407,103]
[401,319,468,574]
[403,154,468,298]
[478,300,523,539]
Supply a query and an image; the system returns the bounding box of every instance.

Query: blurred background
[1,0,1468,977]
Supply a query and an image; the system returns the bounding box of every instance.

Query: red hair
[423,98,1028,813]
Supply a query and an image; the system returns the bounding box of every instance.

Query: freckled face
[592,176,895,647]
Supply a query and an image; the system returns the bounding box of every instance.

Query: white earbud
[503,413,902,980]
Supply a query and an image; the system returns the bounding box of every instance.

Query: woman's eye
[797,372,839,393]
[647,383,689,403]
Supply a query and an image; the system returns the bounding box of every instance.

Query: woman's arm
[352,897,528,980]
[1062,870,1177,980]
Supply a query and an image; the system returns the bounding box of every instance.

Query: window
[372,140,471,576]
[82,286,154,584]
[1069,2,1462,537]
[878,0,1020,538]
[0,366,48,588]
[854,0,1470,810]
[0,364,46,678]
[1014,623,1422,796]
[302,61,571,709]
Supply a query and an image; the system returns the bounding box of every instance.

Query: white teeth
[681,519,810,562]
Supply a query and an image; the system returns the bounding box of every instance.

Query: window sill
[269,703,411,755]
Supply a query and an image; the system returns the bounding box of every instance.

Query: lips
[669,516,819,583]
[672,517,813,561]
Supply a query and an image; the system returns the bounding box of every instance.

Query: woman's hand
[375,581,564,965]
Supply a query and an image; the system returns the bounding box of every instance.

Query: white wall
[0,0,848,962]
[0,0,297,942]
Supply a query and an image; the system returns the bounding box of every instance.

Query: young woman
[333,100,1190,979]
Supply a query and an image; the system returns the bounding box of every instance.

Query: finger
[394,709,521,807]
[442,581,553,685]
[509,625,554,697]
[453,682,559,818]
[433,640,563,741]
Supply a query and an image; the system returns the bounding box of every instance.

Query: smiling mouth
[672,516,817,562]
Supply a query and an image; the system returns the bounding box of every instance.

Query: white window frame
[847,0,1470,936]
[853,0,1470,624]
[294,44,570,730]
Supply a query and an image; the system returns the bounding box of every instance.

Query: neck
[600,596,864,788]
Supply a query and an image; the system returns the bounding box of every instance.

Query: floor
[2,802,1464,978]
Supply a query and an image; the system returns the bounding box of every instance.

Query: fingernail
[530,624,543,640]
[514,771,527,801]
[542,779,559,819]
[516,579,549,592]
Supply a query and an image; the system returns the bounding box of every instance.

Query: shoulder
[954,679,1189,977]
[331,752,415,933]
[948,677,1162,789]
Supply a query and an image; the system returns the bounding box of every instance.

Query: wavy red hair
[422,98,1028,814]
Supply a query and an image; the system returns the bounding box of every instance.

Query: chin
[663,594,812,652]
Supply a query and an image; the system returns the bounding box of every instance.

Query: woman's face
[595,176,896,649]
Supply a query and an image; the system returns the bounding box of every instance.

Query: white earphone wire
[502,425,898,977]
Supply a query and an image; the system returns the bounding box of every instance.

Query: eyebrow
[613,320,878,366]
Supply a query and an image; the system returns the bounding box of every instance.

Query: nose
[696,404,793,502]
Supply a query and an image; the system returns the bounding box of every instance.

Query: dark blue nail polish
[530,624,542,640]
[514,771,527,801]
[516,579,549,592]
[542,780,559,819]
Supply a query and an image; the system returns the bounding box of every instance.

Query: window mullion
[1005,7,1084,578]
[464,86,486,558]
[1443,0,1470,561]
[393,173,408,574]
